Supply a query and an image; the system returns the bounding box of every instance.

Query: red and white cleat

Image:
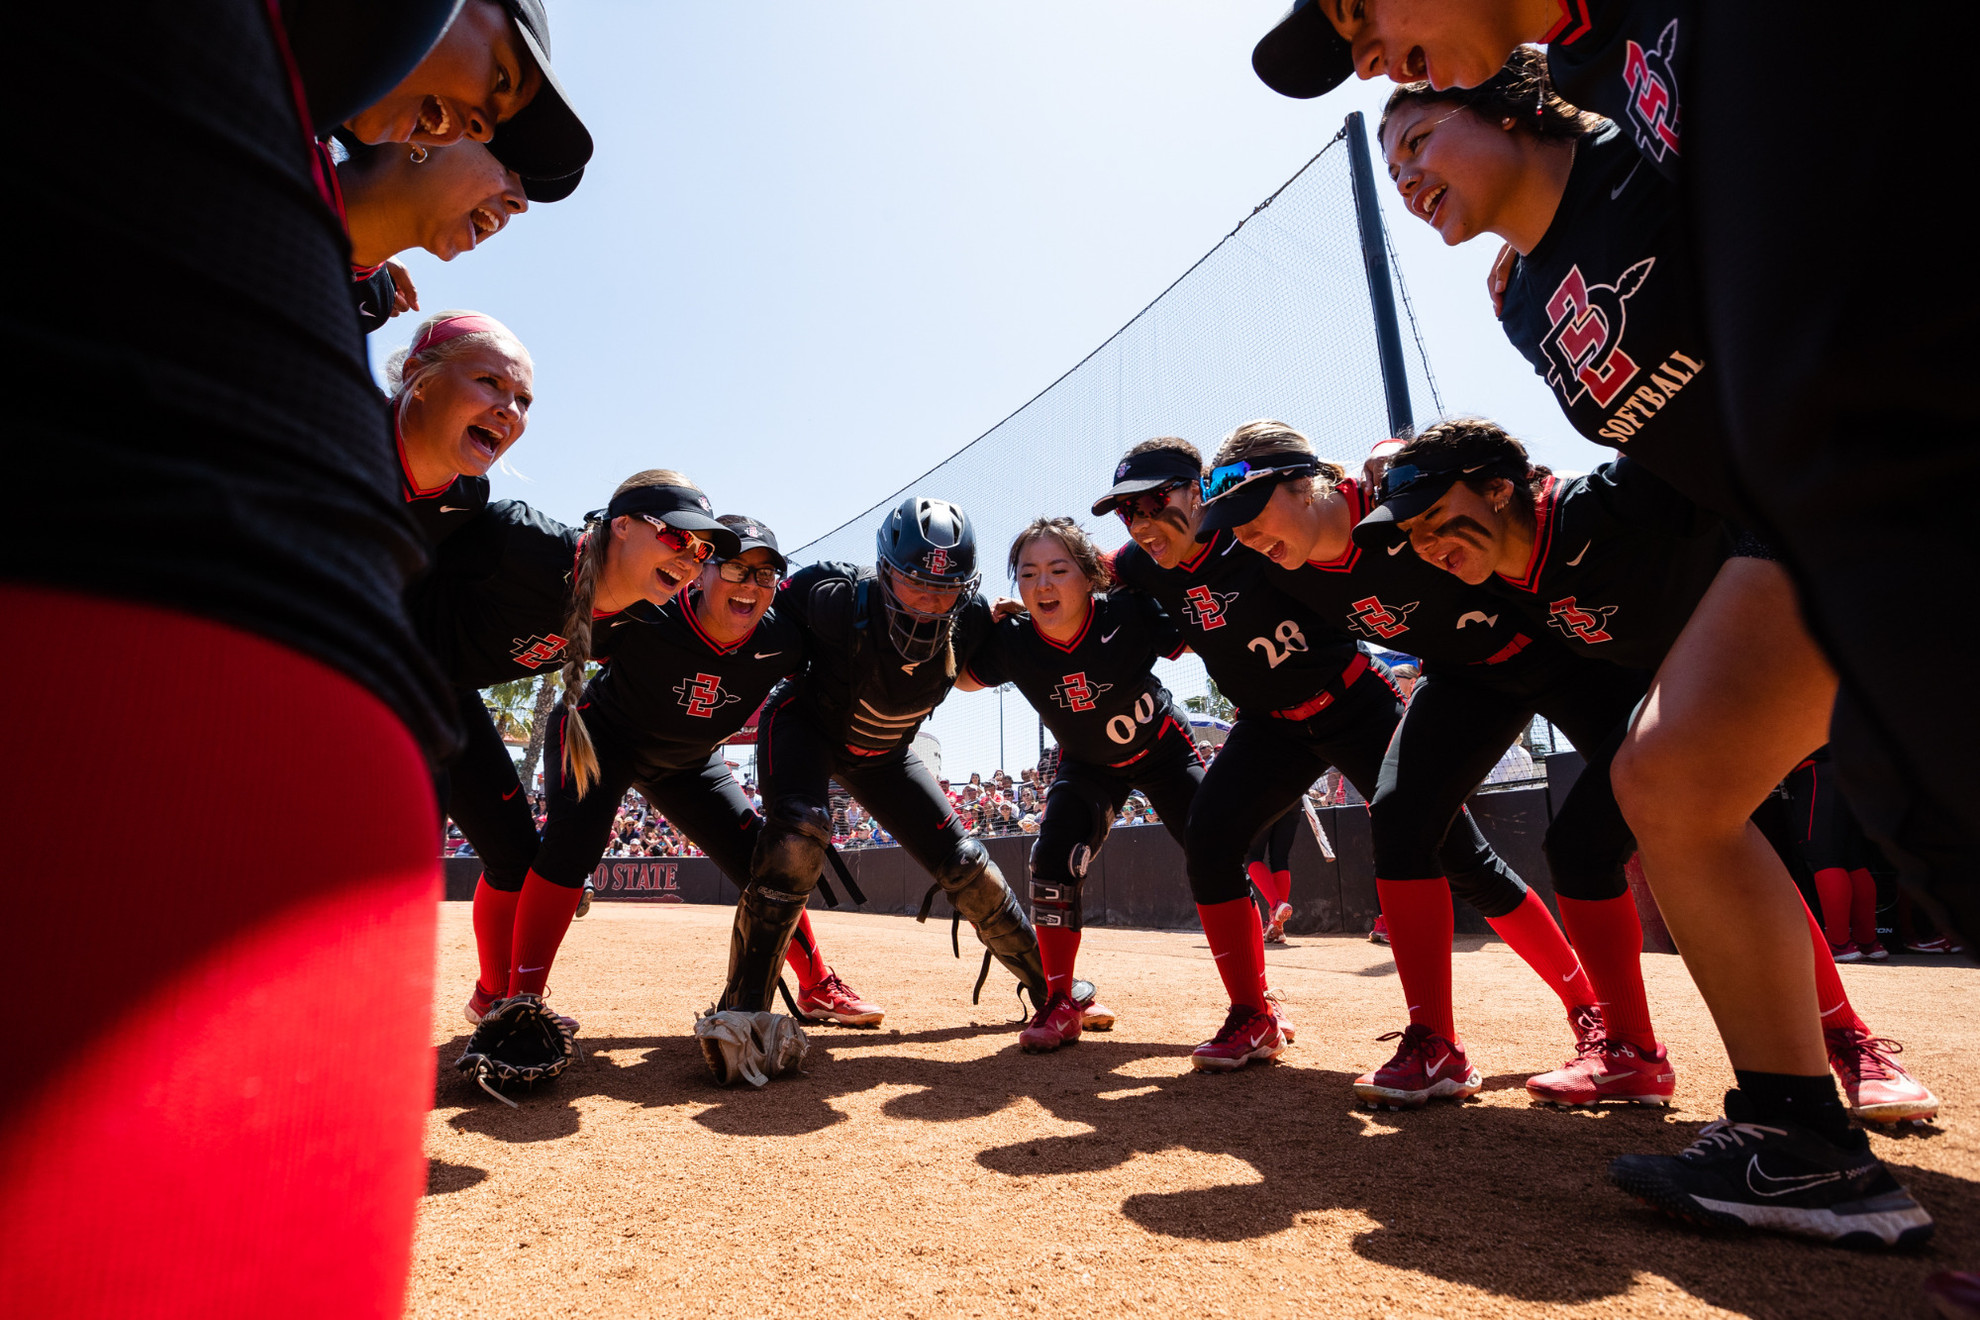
[1859,938,1890,961]
[465,982,501,1026]
[795,970,885,1027]
[1830,941,1864,963]
[1264,988,1297,1044]
[1354,1023,1481,1109]
[1904,935,1966,955]
[1368,914,1390,946]
[1527,1031,1675,1107]
[1018,992,1084,1053]
[1190,1004,1285,1073]
[1080,999,1116,1031]
[1827,1025,1940,1124]
[1264,901,1293,944]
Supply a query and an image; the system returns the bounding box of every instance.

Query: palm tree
[516,673,562,792]
[1183,679,1234,722]
[483,677,540,742]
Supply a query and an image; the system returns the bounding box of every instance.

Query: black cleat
[1609,1091,1934,1249]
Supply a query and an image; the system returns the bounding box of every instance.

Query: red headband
[410,313,506,357]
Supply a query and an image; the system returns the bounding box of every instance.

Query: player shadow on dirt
[424,1159,488,1197]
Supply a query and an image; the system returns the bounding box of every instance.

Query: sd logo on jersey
[1348,595,1419,640]
[510,633,570,669]
[674,672,742,718]
[1623,19,1681,162]
[1548,597,1619,645]
[1180,584,1238,630]
[1542,259,1654,409]
[1050,672,1113,713]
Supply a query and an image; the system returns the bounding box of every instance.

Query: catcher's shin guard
[720,801,830,1012]
[937,840,1047,1002]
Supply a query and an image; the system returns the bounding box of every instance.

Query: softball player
[714,498,1046,1042]
[955,516,1195,1050]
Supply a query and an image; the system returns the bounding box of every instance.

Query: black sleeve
[950,595,996,673]
[350,265,396,335]
[1136,591,1187,659]
[963,616,1011,688]
[1591,457,1720,538]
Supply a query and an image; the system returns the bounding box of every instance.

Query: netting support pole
[1344,111,1415,438]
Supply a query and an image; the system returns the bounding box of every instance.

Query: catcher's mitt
[694,1007,810,1088]
[455,993,576,1107]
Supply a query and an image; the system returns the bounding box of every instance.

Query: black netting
[788,116,1440,783]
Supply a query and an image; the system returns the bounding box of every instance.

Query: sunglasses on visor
[642,517,714,561]
[1200,458,1317,503]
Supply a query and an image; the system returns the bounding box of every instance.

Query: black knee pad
[1543,836,1632,902]
[751,798,831,893]
[1446,857,1530,920]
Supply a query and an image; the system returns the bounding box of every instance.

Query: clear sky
[381,1,1607,547]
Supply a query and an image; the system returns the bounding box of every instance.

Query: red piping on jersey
[1176,531,1220,574]
[258,0,345,222]
[1030,602,1094,653]
[1305,479,1365,573]
[1497,476,1558,594]
[1545,0,1589,45]
[680,588,750,655]
[1268,650,1369,721]
[1108,746,1152,769]
[1477,633,1534,666]
[394,415,454,499]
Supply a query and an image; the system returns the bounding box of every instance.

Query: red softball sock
[1486,889,1591,1009]
[1812,867,1852,945]
[507,871,583,998]
[1375,878,1456,1040]
[784,910,830,990]
[471,877,520,999]
[1848,868,1879,946]
[1,587,437,1320]
[1555,893,1657,1049]
[1247,861,1290,912]
[1197,899,1269,1011]
[1038,926,1082,998]
[1801,898,1866,1033]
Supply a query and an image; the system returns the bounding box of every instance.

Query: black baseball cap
[521,166,583,204]
[719,514,787,572]
[1195,454,1320,542]
[1253,0,1355,100]
[593,483,741,557]
[487,0,594,185]
[1091,448,1203,517]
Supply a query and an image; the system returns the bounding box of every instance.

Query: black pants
[1246,809,1298,871]
[1692,7,1980,943]
[1373,659,1653,910]
[1032,713,1202,923]
[531,704,760,888]
[443,688,539,892]
[1781,756,1868,876]
[1185,664,1512,905]
[759,700,966,882]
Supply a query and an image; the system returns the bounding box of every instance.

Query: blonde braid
[558,526,611,796]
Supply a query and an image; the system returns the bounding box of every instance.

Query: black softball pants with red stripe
[1184,667,1515,906]
[527,704,761,889]
[443,688,540,893]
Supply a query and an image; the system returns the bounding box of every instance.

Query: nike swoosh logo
[1565,541,1591,567]
[1100,629,1120,643]
[502,786,520,800]
[1591,1072,1636,1085]
[754,651,782,659]
[1386,541,1407,555]
[439,505,469,513]
[1427,1052,1450,1072]
[518,965,546,974]
[1746,1156,1845,1197]
[1612,160,1643,200]
[1212,951,1233,960]
[1561,969,1580,982]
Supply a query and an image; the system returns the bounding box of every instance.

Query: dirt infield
[413,904,1978,1319]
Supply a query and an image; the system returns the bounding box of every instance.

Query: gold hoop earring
[409,144,429,164]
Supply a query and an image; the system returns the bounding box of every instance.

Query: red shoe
[1827,1025,1940,1123]
[1264,901,1292,944]
[1354,1024,1481,1109]
[1830,941,1864,963]
[1925,1271,1980,1320]
[1264,988,1297,1044]
[795,970,885,1027]
[1080,999,1116,1031]
[1905,935,1967,955]
[1527,1026,1675,1107]
[464,982,501,1026]
[1368,914,1390,946]
[1018,992,1084,1053]
[1190,1003,1285,1073]
[1859,938,1890,961]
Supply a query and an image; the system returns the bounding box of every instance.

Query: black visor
[1092,448,1203,516]
[1253,0,1356,99]
[593,484,741,557]
[1195,456,1319,541]
[1354,456,1526,546]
